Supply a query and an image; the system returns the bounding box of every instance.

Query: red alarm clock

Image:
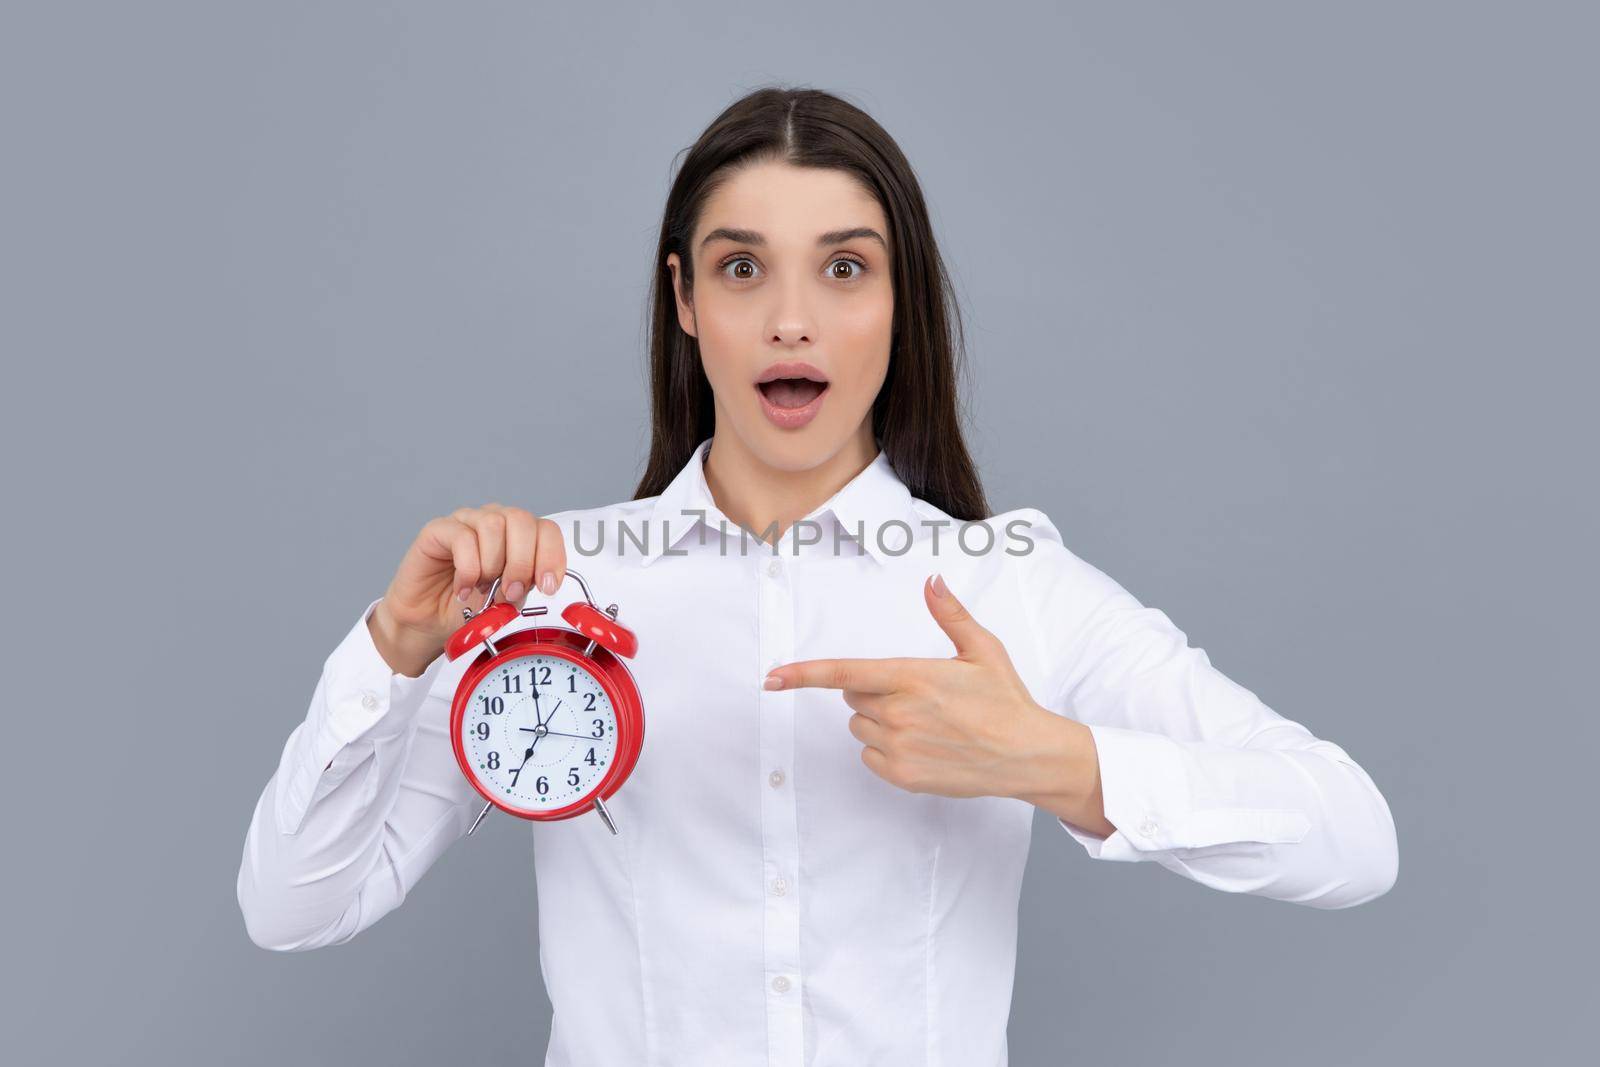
[445,569,644,837]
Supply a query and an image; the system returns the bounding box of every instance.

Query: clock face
[459,652,619,811]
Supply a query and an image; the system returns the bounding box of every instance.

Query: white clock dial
[460,652,618,810]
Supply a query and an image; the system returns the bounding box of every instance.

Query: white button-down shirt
[237,437,1397,1067]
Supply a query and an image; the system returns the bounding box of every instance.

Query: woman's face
[667,160,894,472]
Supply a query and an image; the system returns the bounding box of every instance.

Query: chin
[732,414,860,473]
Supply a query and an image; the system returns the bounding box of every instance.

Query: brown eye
[829,258,866,281]
[721,257,758,281]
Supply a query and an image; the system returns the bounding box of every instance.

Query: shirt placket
[758,548,802,1065]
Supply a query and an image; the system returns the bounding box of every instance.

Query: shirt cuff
[1056,724,1312,861]
[273,597,450,835]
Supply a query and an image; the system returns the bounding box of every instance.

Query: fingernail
[930,573,949,597]
[504,581,525,600]
[456,586,473,603]
[540,571,558,595]
[763,673,784,690]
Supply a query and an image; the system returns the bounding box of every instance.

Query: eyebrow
[699,226,887,250]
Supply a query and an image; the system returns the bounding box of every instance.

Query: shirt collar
[637,436,919,567]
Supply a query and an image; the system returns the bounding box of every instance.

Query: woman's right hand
[369,503,568,676]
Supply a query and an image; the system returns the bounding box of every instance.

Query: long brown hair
[631,85,990,520]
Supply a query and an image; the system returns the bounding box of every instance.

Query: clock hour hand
[518,699,573,739]
[529,685,563,724]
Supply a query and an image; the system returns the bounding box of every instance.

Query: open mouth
[754,360,831,411]
[756,376,829,409]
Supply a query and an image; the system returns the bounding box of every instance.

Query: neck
[702,425,878,547]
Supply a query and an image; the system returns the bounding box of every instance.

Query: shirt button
[1139,817,1159,838]
[361,692,379,711]
[771,975,791,993]
[767,558,783,578]
[771,876,787,896]
[768,769,785,788]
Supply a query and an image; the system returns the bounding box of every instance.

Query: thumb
[924,572,1005,662]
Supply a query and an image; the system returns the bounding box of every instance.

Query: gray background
[4,2,1593,1064]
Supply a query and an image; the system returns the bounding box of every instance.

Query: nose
[765,276,814,347]
[770,322,812,346]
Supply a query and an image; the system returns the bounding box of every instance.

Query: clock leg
[593,795,618,835]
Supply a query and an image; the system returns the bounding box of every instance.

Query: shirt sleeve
[235,597,483,950]
[1012,509,1399,909]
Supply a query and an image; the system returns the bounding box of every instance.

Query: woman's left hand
[764,572,1101,811]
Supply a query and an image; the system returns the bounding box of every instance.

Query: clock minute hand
[508,740,540,784]
[468,732,545,837]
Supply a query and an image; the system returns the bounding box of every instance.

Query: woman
[237,87,1397,1065]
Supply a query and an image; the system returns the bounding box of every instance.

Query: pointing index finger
[765,657,909,693]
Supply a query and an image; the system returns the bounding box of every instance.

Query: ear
[666,252,697,338]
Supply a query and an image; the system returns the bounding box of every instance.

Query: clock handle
[469,567,600,618]
[560,567,599,608]
[467,573,559,621]
[470,567,634,658]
